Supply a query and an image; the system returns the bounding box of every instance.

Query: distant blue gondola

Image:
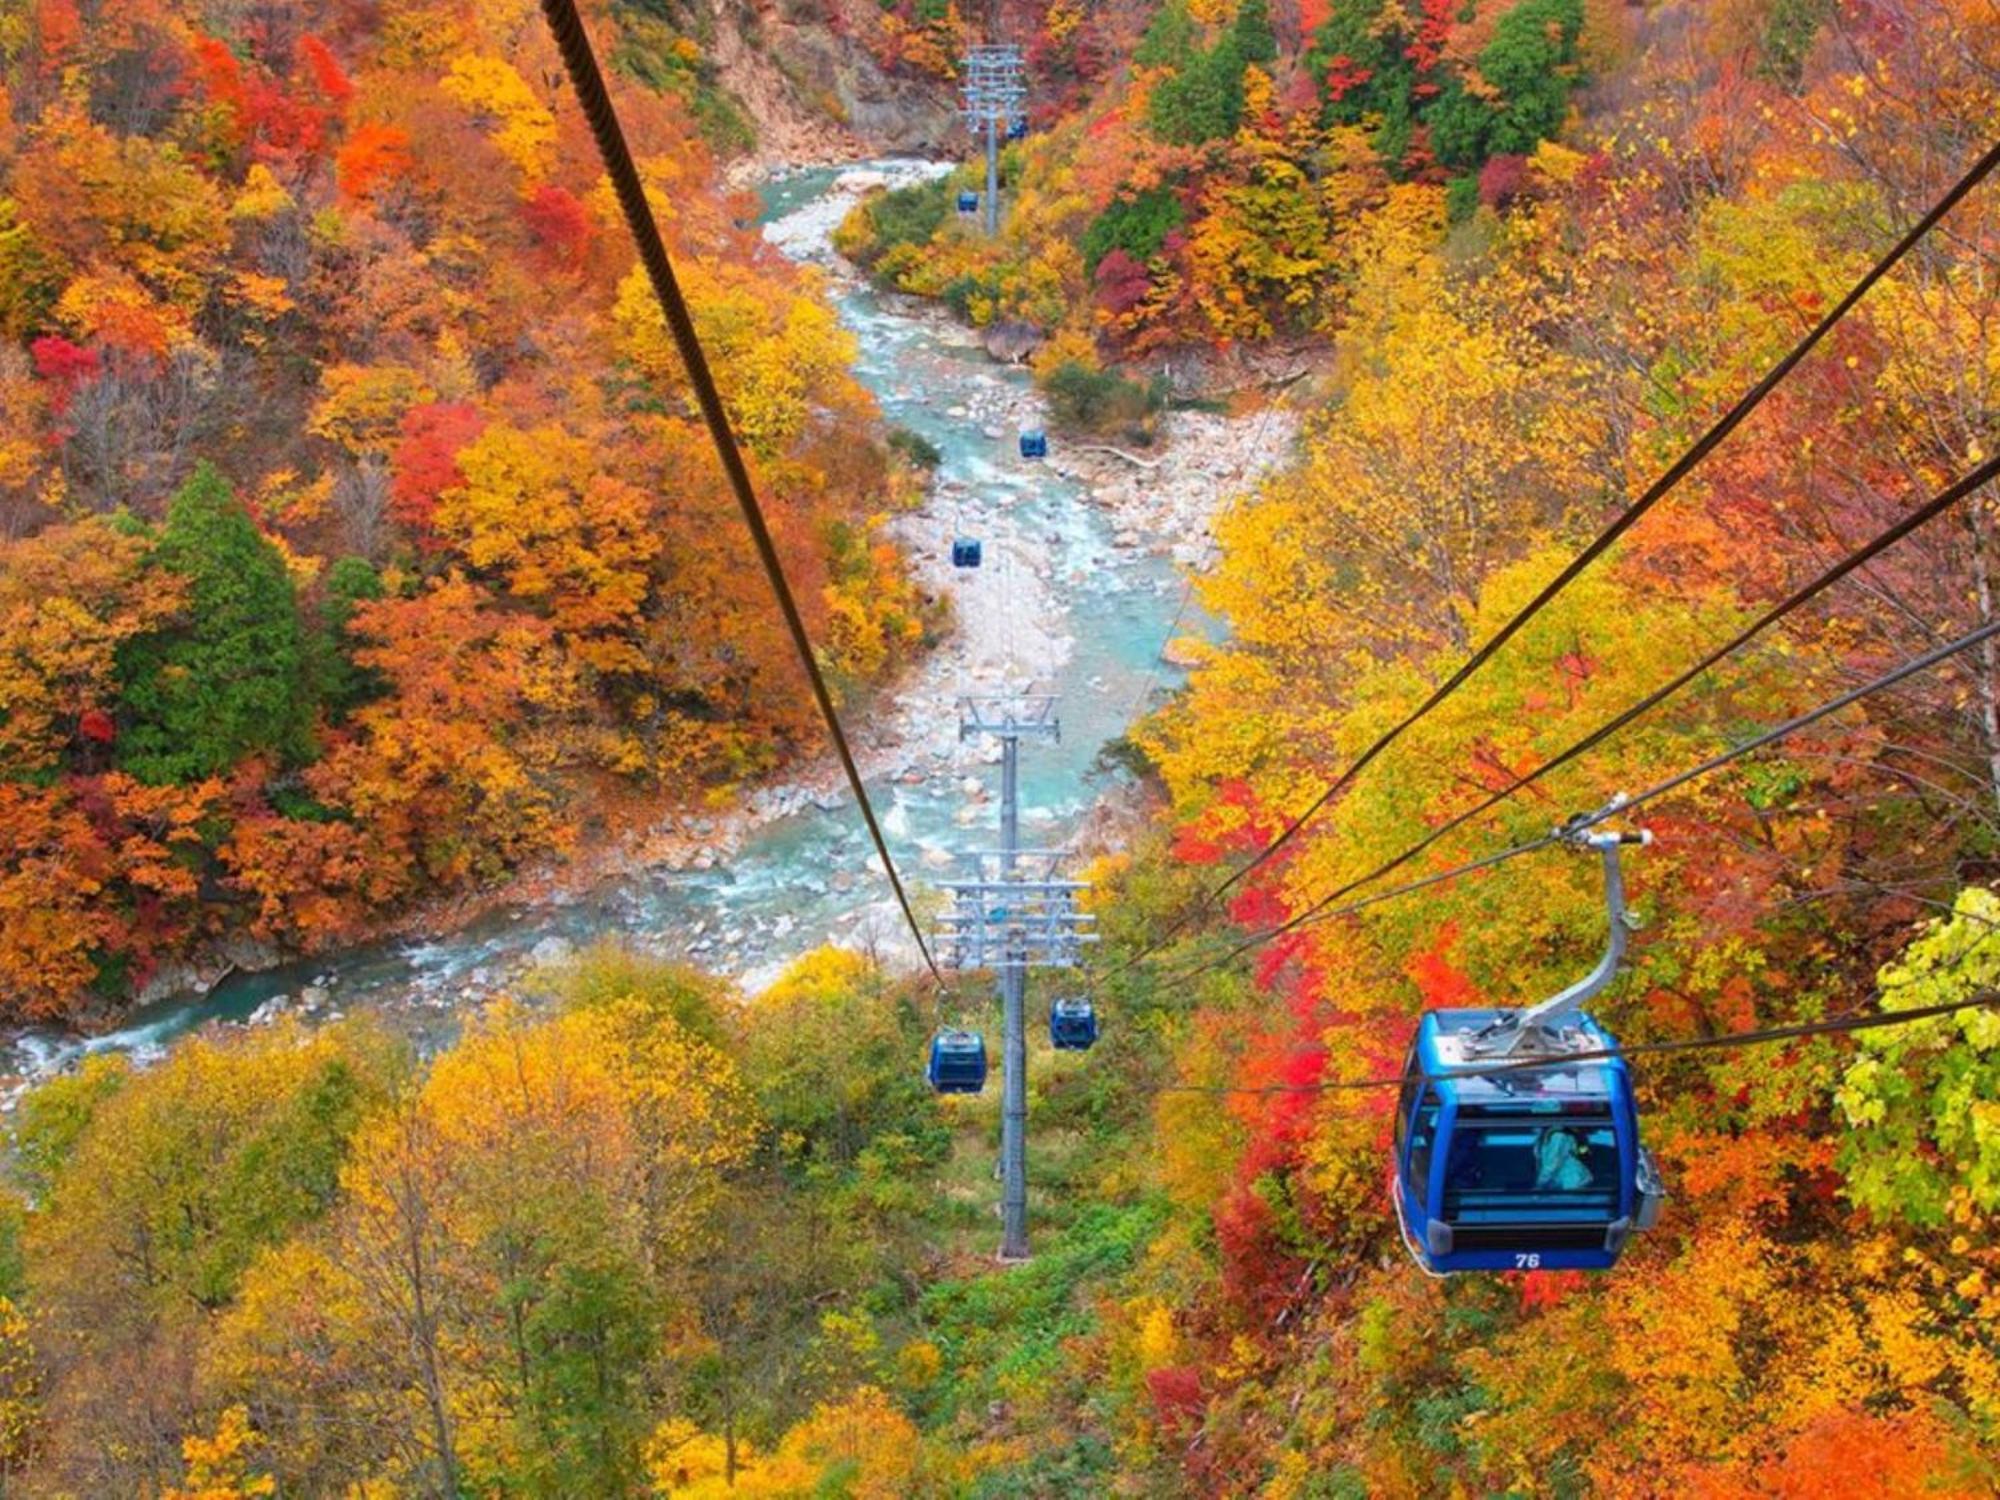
[1391,826,1665,1274]
[1007,117,1029,141]
[957,190,980,214]
[1018,429,1047,460]
[927,1028,988,1094]
[952,538,982,568]
[1048,997,1098,1051]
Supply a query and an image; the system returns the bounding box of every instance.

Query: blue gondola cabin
[1019,429,1047,460]
[952,538,982,568]
[927,1029,988,1094]
[1007,117,1028,141]
[1048,997,1098,1051]
[957,190,980,214]
[1393,1010,1663,1273]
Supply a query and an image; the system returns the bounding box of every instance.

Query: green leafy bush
[1037,360,1166,442]
[887,427,942,469]
[839,177,952,272]
[1147,38,1246,145]
[1080,186,1184,276]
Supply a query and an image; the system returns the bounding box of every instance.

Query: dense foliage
[0,948,972,1493]
[2,0,1999,1496]
[828,0,1999,1492]
[0,0,933,1022]
[835,0,1600,376]
[1077,0,1998,1490]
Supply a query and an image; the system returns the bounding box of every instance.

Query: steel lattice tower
[960,44,1025,237]
[936,696,1094,1260]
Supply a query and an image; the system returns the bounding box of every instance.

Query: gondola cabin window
[1440,1117,1621,1226]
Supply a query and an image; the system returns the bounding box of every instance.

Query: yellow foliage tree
[308,362,435,457]
[612,262,863,456]
[210,1000,759,1494]
[164,1406,275,1500]
[439,55,558,180]
[0,517,187,775]
[647,1416,753,1493]
[0,1297,37,1470]
[432,421,654,663]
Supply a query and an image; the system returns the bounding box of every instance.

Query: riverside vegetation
[0,0,1997,1495]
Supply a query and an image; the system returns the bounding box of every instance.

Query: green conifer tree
[117,462,314,783]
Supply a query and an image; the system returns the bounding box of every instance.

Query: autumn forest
[0,0,1995,1494]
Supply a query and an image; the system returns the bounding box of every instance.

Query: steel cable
[1177,617,2000,980]
[539,0,946,984]
[1154,991,2000,1095]
[1099,138,2000,984]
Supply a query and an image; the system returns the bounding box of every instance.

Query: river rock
[1161,636,1207,669]
[299,984,331,1011]
[529,936,574,968]
[219,934,284,973]
[247,994,291,1027]
[983,320,1043,364]
[134,959,219,1007]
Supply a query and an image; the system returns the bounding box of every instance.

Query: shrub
[1444,173,1481,223]
[846,177,951,271]
[1037,360,1165,442]
[887,426,942,469]
[1477,153,1529,209]
[1080,186,1183,276]
[1147,39,1246,145]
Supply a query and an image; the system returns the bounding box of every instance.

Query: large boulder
[983,320,1044,364]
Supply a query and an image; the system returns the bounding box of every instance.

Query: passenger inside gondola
[1441,1119,1620,1216]
[1534,1127,1594,1191]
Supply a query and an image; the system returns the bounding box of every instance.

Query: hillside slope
[0,1,1996,1497]
[0,0,933,1024]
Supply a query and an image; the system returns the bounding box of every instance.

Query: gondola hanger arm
[1470,796,1652,1057]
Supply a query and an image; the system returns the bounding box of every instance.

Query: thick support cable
[1153,991,2000,1095]
[538,0,945,983]
[1104,138,2000,982]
